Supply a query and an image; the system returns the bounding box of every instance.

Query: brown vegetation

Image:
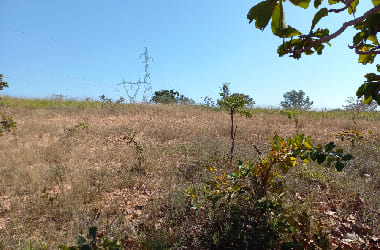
[0,102,379,248]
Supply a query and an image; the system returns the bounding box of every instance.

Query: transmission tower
[119,47,153,103]
[140,47,153,102]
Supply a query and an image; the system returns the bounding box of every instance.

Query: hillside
[0,98,379,249]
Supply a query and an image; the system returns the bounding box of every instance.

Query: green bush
[151,89,194,104]
[186,133,351,249]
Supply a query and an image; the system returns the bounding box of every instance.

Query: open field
[0,97,379,249]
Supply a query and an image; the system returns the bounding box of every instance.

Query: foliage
[217,83,255,161]
[247,0,380,104]
[0,74,16,136]
[99,95,112,109]
[286,109,301,134]
[0,74,9,91]
[122,129,145,172]
[280,89,313,110]
[151,89,179,104]
[151,89,194,105]
[58,227,122,250]
[217,83,255,112]
[187,133,352,248]
[334,129,373,148]
[64,122,89,136]
[357,71,380,105]
[201,96,215,107]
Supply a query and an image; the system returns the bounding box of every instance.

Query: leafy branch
[0,74,16,136]
[247,0,380,104]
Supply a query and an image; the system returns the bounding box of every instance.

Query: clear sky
[0,0,377,109]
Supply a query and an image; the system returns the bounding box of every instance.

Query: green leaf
[290,0,311,8]
[353,32,364,45]
[317,153,326,164]
[368,35,379,45]
[377,64,380,72]
[342,154,353,161]
[283,26,302,38]
[247,0,277,30]
[314,0,323,8]
[311,8,328,31]
[326,156,334,166]
[313,28,329,38]
[271,1,302,38]
[335,161,345,171]
[271,0,286,35]
[358,53,375,65]
[364,95,373,104]
[348,0,359,14]
[324,142,336,152]
[88,227,97,241]
[77,236,87,246]
[310,150,318,160]
[365,73,380,81]
[314,44,325,55]
[300,150,309,159]
[328,0,339,4]
[357,75,380,105]
[371,0,380,6]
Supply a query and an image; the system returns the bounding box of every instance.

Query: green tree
[151,89,179,104]
[151,89,194,104]
[0,74,16,136]
[280,89,313,110]
[217,83,255,161]
[247,0,380,104]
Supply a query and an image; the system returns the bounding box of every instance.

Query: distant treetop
[280,90,313,110]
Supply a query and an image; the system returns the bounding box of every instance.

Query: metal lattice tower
[140,47,153,102]
[119,47,153,103]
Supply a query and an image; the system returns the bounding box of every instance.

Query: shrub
[186,133,352,249]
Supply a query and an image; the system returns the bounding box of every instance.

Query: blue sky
[0,0,377,109]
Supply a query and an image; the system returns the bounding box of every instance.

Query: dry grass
[0,101,379,248]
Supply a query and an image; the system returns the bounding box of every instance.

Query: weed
[64,122,89,136]
[123,129,144,173]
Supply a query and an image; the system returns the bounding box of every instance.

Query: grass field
[0,97,379,249]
